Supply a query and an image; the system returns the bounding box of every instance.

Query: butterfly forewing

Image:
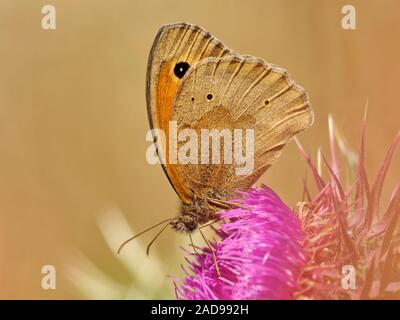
[146,23,236,201]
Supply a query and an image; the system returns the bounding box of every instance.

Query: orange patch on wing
[156,62,179,132]
[156,61,191,203]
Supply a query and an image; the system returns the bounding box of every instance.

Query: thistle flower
[175,186,307,300]
[175,119,400,300]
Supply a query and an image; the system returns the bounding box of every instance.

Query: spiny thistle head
[294,120,400,299]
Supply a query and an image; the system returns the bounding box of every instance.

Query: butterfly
[118,22,314,257]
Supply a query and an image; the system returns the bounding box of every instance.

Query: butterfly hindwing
[170,55,314,194]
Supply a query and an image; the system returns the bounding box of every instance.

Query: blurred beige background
[0,0,399,299]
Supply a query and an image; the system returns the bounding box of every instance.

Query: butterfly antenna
[199,228,221,277]
[145,222,170,256]
[117,217,175,254]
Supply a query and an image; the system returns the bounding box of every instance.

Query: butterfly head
[171,192,225,233]
[170,214,198,233]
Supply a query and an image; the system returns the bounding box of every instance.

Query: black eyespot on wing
[174,62,190,79]
[207,93,213,100]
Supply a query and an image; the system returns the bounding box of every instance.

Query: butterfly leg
[188,233,200,255]
[206,197,249,211]
[199,228,221,277]
[199,219,220,230]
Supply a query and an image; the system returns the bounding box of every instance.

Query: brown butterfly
[118,22,314,258]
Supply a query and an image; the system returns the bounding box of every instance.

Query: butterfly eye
[174,62,190,79]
